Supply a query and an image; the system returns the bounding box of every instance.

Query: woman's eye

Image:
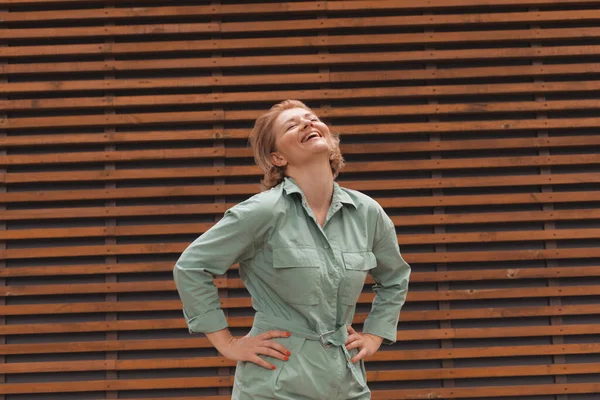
[286,124,296,131]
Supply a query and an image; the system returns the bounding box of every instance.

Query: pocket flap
[342,251,377,271]
[273,247,320,268]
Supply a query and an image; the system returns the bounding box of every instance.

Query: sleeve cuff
[363,316,398,345]
[184,308,228,334]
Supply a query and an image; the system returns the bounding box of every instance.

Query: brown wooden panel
[1,316,599,339]
[2,221,600,243]
[4,155,600,183]
[5,27,600,60]
[5,46,600,76]
[3,1,600,397]
[2,239,600,261]
[4,63,600,97]
[5,341,600,373]
[4,0,600,9]
[5,135,600,163]
[0,374,600,396]
[0,359,599,381]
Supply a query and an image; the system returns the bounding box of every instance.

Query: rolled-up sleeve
[363,207,411,344]
[173,209,254,334]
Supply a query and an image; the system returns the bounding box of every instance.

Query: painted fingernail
[284,356,289,361]
[271,366,276,370]
[285,332,291,337]
[286,351,291,356]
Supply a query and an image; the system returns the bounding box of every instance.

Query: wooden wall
[2,0,600,398]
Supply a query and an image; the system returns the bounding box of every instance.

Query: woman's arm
[174,209,254,334]
[363,206,411,344]
[173,208,290,369]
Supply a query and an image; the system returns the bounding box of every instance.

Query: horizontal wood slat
[4,63,600,96]
[3,7,600,29]
[3,241,600,261]
[2,315,600,337]
[3,155,600,183]
[4,341,600,373]
[3,0,600,10]
[5,45,600,75]
[3,136,600,165]
[5,27,600,60]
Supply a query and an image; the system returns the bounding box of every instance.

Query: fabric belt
[253,312,366,387]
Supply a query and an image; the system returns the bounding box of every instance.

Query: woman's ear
[270,152,287,168]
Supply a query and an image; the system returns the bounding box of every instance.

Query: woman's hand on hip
[214,329,292,370]
[345,325,383,363]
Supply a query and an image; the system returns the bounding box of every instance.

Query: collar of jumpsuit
[282,176,357,213]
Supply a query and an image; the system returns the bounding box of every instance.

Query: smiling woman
[249,100,345,192]
[173,100,411,400]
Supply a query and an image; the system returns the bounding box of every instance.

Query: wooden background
[2,0,600,398]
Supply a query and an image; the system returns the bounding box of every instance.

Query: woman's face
[270,107,332,168]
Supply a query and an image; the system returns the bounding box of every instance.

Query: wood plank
[3,0,599,10]
[3,219,600,245]
[4,96,600,122]
[5,341,600,373]
[3,176,600,205]
[5,27,600,60]
[1,316,599,339]
[2,199,600,231]
[0,257,598,284]
[2,85,598,116]
[3,132,599,158]
[2,281,598,303]
[0,371,600,395]
[4,8,599,30]
[4,63,600,96]
[5,243,599,262]
[1,357,599,381]
[370,383,600,399]
[0,3,327,23]
[1,299,597,325]
[4,0,600,10]
[0,337,213,356]
[4,44,600,75]
[4,154,600,183]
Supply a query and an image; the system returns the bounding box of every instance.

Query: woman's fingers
[345,333,361,346]
[345,338,362,351]
[350,348,369,363]
[258,330,290,340]
[249,355,276,370]
[263,340,291,357]
[257,346,289,361]
[347,325,357,335]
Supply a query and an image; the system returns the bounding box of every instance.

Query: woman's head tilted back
[249,100,345,190]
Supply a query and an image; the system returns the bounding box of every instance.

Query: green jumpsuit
[174,177,411,399]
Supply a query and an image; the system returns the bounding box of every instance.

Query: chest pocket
[272,247,322,305]
[340,251,377,305]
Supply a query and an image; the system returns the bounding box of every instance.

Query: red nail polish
[271,366,276,370]
[284,356,289,361]
[285,332,291,337]
[286,351,291,356]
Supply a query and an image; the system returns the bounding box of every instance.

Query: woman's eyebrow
[284,113,315,125]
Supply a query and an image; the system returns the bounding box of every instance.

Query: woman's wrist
[363,333,384,346]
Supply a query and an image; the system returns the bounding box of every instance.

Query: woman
[173,100,411,399]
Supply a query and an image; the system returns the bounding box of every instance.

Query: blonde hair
[249,99,345,190]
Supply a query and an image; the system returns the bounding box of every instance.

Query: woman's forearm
[205,327,235,353]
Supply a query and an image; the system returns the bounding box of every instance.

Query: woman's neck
[287,159,334,214]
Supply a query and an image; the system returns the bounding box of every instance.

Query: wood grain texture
[2,0,600,398]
